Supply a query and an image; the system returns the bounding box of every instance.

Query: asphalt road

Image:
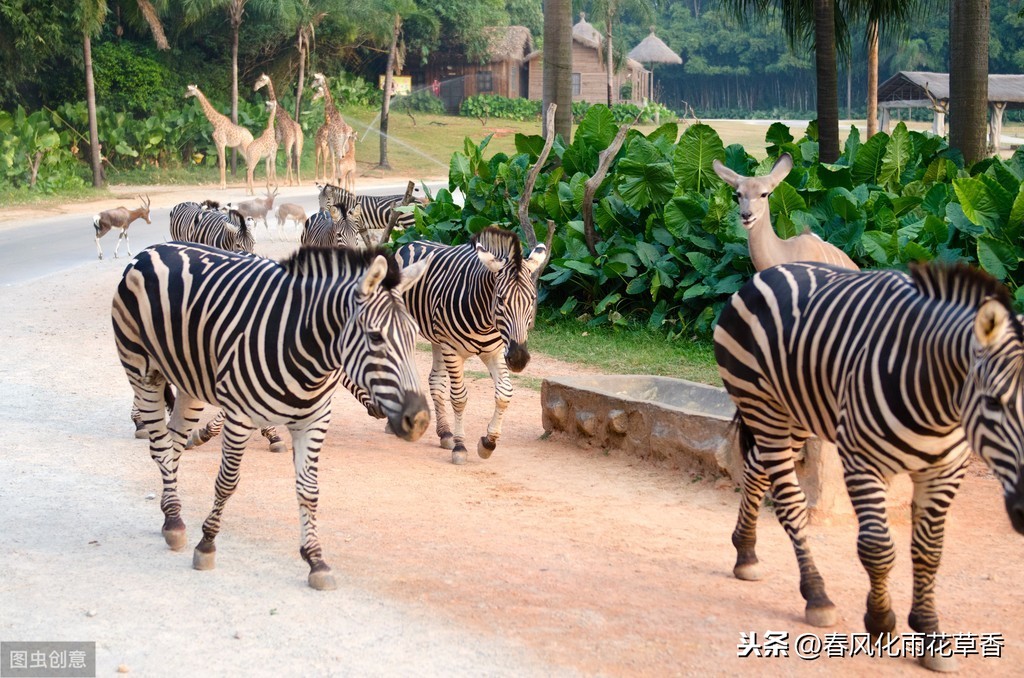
[0,181,445,286]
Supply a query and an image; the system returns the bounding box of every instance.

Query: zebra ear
[523,244,548,275]
[475,243,504,274]
[397,257,430,294]
[360,255,390,296]
[975,298,1010,348]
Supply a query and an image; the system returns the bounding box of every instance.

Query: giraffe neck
[265,79,278,101]
[194,90,231,127]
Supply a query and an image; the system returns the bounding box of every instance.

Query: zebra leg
[477,349,512,459]
[290,423,337,590]
[843,469,899,639]
[185,410,224,449]
[193,412,254,571]
[907,465,967,672]
[131,405,147,439]
[429,344,455,450]
[732,455,771,582]
[261,426,288,454]
[442,348,471,465]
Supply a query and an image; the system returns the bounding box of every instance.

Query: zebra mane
[280,246,402,289]
[471,227,523,267]
[225,209,245,227]
[909,260,1014,311]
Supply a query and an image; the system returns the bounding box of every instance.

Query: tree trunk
[295,31,306,122]
[84,31,103,188]
[949,0,990,164]
[230,23,239,176]
[814,0,840,163]
[867,19,879,137]
[605,15,614,107]
[136,0,169,50]
[543,0,573,140]
[378,14,401,170]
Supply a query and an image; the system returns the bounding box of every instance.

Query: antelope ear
[523,244,548,275]
[475,243,504,274]
[397,257,430,294]
[769,154,794,184]
[712,159,742,187]
[360,255,390,296]
[975,298,1011,348]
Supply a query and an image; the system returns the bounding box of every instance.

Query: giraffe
[253,73,304,186]
[184,84,254,190]
[314,123,333,184]
[245,100,278,195]
[310,73,354,186]
[337,132,356,192]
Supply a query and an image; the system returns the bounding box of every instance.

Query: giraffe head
[311,86,325,104]
[253,73,270,93]
[312,72,327,89]
[184,84,200,99]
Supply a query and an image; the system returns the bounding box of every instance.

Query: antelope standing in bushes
[713,154,859,271]
[93,195,151,260]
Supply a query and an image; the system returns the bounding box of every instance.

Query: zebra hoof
[439,433,455,450]
[477,437,496,459]
[452,449,468,465]
[192,548,216,571]
[733,563,763,581]
[134,427,148,440]
[384,421,394,435]
[308,569,337,591]
[805,603,838,628]
[268,441,288,454]
[162,516,187,550]
[920,654,958,673]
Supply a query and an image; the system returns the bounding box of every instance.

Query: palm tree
[588,0,654,106]
[78,1,108,188]
[949,0,989,163]
[861,1,932,137]
[543,0,573,140]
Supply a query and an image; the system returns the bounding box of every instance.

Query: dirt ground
[0,201,1022,677]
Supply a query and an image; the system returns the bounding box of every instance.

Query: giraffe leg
[428,344,453,450]
[907,463,967,672]
[477,349,511,459]
[193,412,254,571]
[290,419,336,590]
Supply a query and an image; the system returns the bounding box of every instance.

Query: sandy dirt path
[0,230,1021,677]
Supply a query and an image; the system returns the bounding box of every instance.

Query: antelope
[713,154,858,271]
[275,203,307,240]
[93,194,151,260]
[228,185,278,238]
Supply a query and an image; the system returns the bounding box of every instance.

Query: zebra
[168,200,220,242]
[188,208,256,253]
[396,227,547,464]
[300,204,363,249]
[713,260,1024,672]
[317,183,422,243]
[112,241,430,589]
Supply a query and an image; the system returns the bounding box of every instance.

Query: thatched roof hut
[628,29,682,66]
[482,25,533,63]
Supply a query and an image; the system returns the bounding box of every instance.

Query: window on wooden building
[572,73,581,96]
[476,71,493,93]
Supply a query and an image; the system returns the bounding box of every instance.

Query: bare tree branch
[582,113,640,256]
[378,180,417,246]
[518,103,557,249]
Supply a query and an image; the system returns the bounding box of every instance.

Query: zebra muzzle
[505,341,530,373]
[389,392,430,442]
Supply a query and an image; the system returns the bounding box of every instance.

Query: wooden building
[414,26,534,113]
[525,14,651,105]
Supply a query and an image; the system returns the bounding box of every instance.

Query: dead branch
[378,180,417,246]
[922,83,948,114]
[582,113,640,256]
[518,103,557,249]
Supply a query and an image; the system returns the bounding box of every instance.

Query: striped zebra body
[112,242,430,589]
[714,261,1024,670]
[396,227,547,464]
[189,209,256,253]
[168,200,221,242]
[300,204,362,249]
[318,183,420,242]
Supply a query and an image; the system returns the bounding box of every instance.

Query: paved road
[0,181,445,287]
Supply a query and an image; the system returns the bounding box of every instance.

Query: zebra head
[343,251,431,441]
[473,228,547,373]
[962,296,1024,535]
[330,203,362,249]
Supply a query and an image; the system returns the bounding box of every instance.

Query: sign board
[378,75,412,96]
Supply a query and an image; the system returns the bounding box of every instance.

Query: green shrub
[393,89,446,115]
[92,42,176,117]
[460,95,542,121]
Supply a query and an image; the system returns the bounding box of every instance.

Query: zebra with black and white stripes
[396,227,547,464]
[318,183,422,240]
[714,261,1024,672]
[168,200,220,241]
[188,208,256,253]
[300,204,363,249]
[113,242,430,589]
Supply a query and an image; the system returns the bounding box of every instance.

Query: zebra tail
[164,383,175,413]
[730,411,756,460]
